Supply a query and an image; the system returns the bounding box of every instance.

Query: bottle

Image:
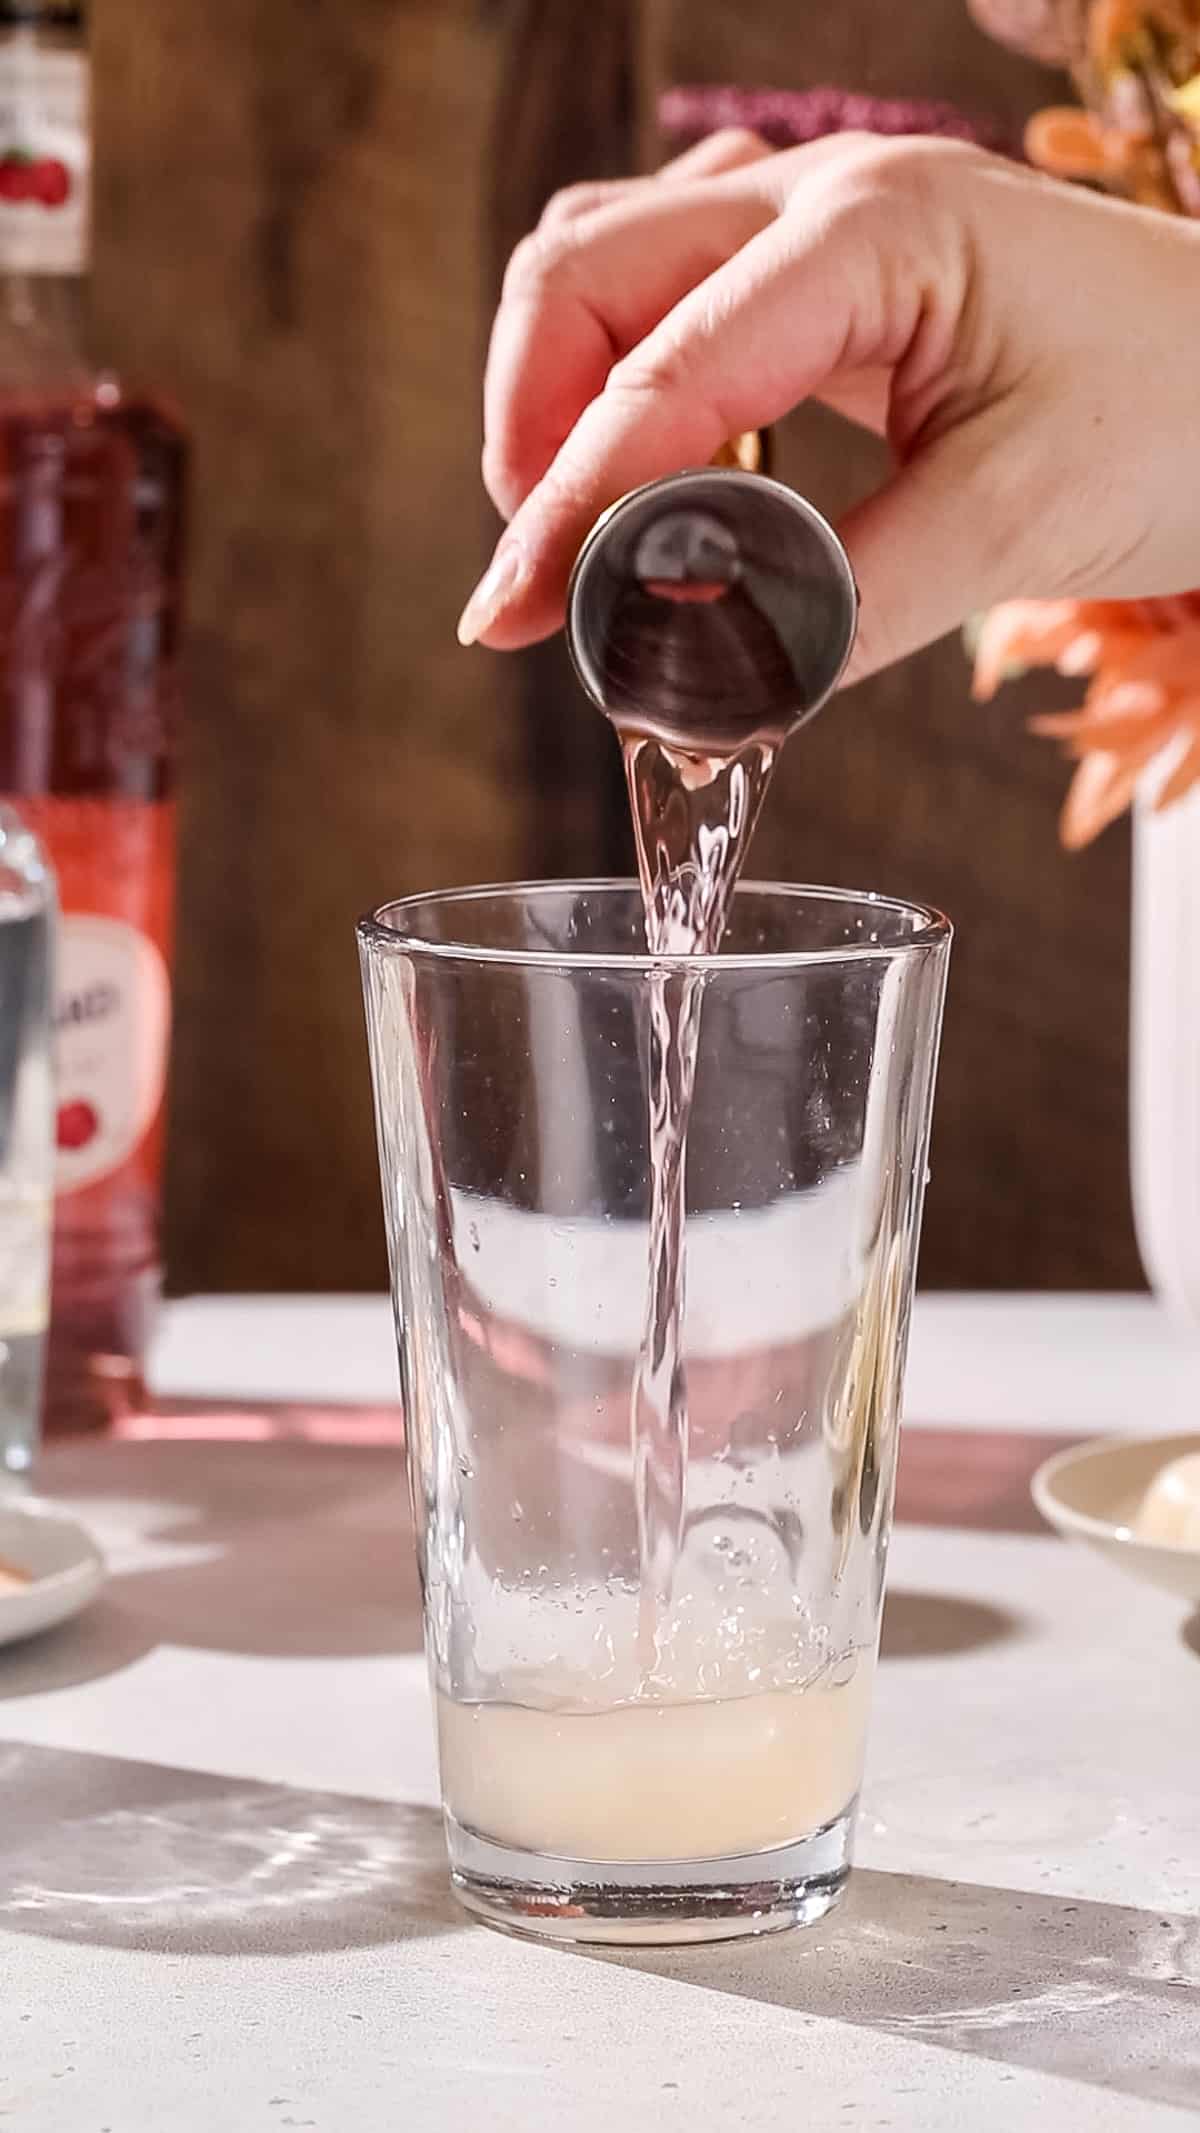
[0,802,53,1479]
[0,0,187,1431]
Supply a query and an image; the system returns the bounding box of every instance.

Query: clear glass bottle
[0,800,53,1478]
[0,1,187,1431]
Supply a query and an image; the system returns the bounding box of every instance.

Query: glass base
[446,1806,854,1946]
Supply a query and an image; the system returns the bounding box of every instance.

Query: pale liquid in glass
[438,1659,871,1863]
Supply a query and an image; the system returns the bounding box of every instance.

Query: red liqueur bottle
[0,1,187,1429]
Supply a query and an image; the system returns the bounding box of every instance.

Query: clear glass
[359,880,950,1944]
[0,802,54,1480]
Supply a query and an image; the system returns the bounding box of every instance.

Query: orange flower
[973,597,1200,845]
[1088,0,1199,70]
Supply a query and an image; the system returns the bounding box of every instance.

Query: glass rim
[357,877,951,974]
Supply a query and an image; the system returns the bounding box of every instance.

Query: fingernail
[456,542,526,646]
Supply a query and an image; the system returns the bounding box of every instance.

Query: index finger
[482,173,777,524]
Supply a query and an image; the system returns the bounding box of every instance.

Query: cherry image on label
[56,1097,98,1151]
[0,153,70,206]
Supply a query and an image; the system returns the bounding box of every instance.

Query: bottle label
[0,40,87,273]
[53,913,170,1194]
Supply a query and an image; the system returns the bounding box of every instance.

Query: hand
[458,127,1200,687]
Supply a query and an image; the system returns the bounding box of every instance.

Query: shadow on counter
[598,1864,1200,2112]
[0,1741,459,1956]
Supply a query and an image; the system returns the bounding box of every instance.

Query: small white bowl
[0,1500,106,1647]
[1033,1431,1200,1604]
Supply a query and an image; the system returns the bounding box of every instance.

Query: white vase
[1130,774,1200,1321]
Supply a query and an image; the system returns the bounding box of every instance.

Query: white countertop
[2,1293,1199,2131]
[148,1286,1200,1432]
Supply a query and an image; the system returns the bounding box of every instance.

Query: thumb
[837,411,1023,686]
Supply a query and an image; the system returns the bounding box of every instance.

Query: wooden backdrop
[91,0,1142,1293]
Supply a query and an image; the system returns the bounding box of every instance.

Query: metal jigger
[566,468,858,753]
